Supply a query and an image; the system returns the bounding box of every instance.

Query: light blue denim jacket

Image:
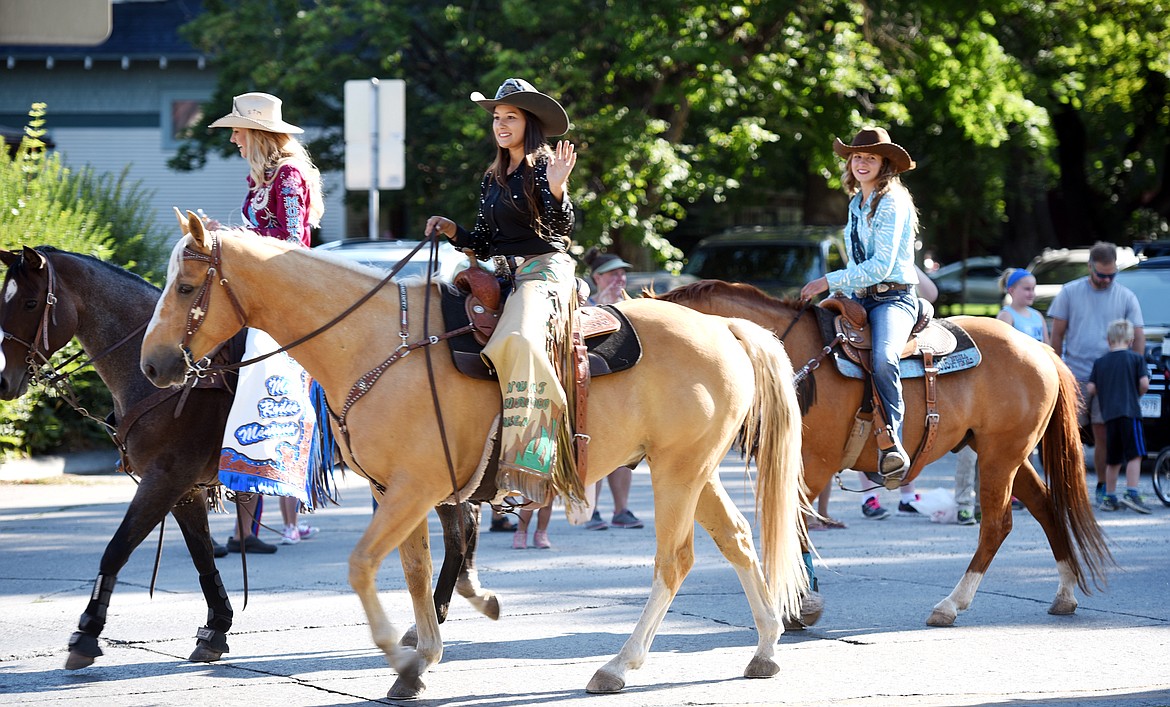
[824,188,918,294]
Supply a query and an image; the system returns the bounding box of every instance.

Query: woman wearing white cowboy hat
[205,92,327,551]
[800,126,921,490]
[425,78,580,534]
[204,92,324,244]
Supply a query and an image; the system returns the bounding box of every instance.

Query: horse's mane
[650,279,803,311]
[35,245,160,293]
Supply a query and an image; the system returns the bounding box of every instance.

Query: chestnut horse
[0,246,495,671]
[655,279,1112,627]
[140,217,807,699]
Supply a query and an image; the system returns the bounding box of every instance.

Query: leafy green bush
[0,104,168,457]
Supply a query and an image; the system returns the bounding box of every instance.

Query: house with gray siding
[0,0,345,243]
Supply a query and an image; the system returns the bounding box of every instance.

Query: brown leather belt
[855,282,911,298]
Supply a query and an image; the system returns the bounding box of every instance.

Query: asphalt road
[1,452,1168,706]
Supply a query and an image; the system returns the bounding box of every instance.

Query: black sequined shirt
[451,158,574,259]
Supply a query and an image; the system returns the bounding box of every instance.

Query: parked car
[1115,257,1170,504]
[1027,246,1139,314]
[927,255,1003,316]
[313,238,483,282]
[681,225,843,298]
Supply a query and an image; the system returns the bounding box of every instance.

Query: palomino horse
[655,280,1112,627]
[140,216,808,698]
[0,246,495,670]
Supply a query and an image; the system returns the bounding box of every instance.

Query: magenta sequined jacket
[241,163,313,247]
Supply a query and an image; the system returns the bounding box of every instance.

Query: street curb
[0,449,120,481]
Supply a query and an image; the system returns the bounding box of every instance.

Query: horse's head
[0,246,79,399]
[141,212,247,388]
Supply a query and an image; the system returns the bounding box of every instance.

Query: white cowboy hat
[470,78,570,137]
[208,92,304,134]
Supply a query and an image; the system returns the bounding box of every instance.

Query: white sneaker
[279,524,301,545]
[296,522,320,540]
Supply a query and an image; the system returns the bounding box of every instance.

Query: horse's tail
[725,317,810,616]
[1040,347,1114,592]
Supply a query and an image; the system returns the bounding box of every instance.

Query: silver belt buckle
[875,282,891,294]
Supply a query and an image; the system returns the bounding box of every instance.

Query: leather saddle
[440,268,642,381]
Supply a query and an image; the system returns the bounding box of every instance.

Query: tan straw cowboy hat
[832,127,915,174]
[209,92,304,134]
[470,78,570,136]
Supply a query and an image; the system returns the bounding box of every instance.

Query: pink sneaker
[512,529,527,550]
[533,530,551,549]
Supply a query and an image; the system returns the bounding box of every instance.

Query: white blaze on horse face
[144,235,195,342]
[4,277,17,304]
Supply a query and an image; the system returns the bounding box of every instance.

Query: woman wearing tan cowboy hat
[800,126,921,489]
[205,92,326,552]
[205,92,323,245]
[426,78,580,517]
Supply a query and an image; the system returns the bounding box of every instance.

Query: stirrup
[879,448,908,490]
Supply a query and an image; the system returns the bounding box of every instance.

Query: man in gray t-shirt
[1048,242,1144,486]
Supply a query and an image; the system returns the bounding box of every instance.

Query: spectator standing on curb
[1089,319,1151,513]
[1049,242,1144,502]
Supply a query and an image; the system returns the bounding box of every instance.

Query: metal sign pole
[368,78,380,240]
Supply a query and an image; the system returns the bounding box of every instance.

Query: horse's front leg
[349,499,437,700]
[171,492,233,662]
[66,472,193,669]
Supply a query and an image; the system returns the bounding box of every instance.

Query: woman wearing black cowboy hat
[800,126,921,489]
[426,78,580,515]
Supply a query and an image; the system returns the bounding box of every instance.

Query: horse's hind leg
[1010,457,1080,615]
[66,472,194,669]
[172,493,233,662]
[451,502,499,619]
[927,454,1019,627]
[692,479,782,679]
[587,456,707,694]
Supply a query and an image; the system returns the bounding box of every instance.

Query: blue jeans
[858,290,918,446]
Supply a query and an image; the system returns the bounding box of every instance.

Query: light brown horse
[140,216,808,699]
[655,279,1112,627]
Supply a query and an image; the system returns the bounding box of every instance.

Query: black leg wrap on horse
[194,625,230,655]
[77,573,118,635]
[67,630,103,658]
[199,572,233,633]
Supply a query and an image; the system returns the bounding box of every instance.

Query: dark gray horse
[0,246,496,670]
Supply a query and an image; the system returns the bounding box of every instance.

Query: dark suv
[681,225,844,298]
[1115,257,1170,504]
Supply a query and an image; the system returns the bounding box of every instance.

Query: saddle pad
[440,283,642,381]
[813,309,981,380]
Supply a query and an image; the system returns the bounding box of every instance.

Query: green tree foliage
[171,1,1170,267]
[0,105,168,456]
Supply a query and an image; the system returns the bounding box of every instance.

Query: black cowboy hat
[832,127,915,174]
[470,78,570,137]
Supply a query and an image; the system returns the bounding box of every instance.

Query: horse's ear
[185,210,208,248]
[21,246,46,270]
[0,249,19,267]
[173,206,190,236]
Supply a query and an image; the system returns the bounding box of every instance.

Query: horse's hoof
[926,608,957,627]
[188,645,224,663]
[586,668,625,694]
[482,594,500,621]
[400,625,418,648]
[64,651,96,670]
[783,591,824,629]
[744,655,780,678]
[1048,597,1078,615]
[387,672,426,700]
